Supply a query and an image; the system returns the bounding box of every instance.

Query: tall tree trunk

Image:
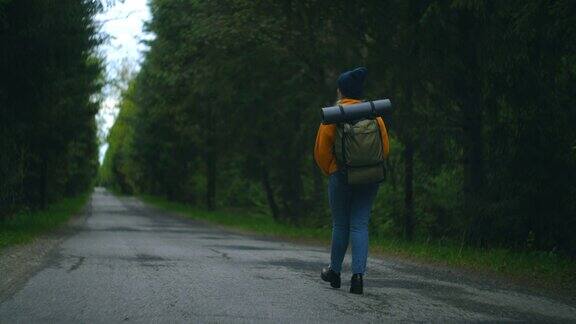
[206,151,216,210]
[40,154,48,209]
[261,165,280,221]
[462,99,483,196]
[458,8,485,245]
[205,108,216,211]
[462,92,484,245]
[311,159,324,211]
[403,141,415,240]
[282,166,304,224]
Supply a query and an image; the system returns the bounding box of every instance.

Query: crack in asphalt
[209,248,231,261]
[66,256,85,273]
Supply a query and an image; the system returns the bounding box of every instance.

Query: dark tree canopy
[97,0,574,257]
[0,0,104,215]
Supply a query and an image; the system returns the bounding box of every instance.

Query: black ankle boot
[350,273,363,294]
[321,267,341,288]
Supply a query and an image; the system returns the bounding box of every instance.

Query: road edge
[133,195,576,306]
[0,194,93,302]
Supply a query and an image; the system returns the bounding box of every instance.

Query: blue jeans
[328,170,379,275]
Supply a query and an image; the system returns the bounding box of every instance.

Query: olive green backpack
[334,118,386,185]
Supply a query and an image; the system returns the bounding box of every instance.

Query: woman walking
[314,67,390,294]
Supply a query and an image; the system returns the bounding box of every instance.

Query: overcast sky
[96,0,151,163]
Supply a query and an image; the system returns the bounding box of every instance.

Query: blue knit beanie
[337,67,368,99]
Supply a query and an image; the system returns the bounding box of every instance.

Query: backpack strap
[369,101,376,118]
[341,125,346,166]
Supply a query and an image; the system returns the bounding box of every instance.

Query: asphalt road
[1,188,575,323]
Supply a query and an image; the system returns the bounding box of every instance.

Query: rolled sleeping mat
[321,99,392,124]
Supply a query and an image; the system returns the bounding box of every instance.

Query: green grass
[369,237,576,289]
[142,195,576,293]
[141,195,331,241]
[0,194,89,249]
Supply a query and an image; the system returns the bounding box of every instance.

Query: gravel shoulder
[0,197,92,302]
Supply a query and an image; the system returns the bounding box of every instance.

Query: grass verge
[141,195,576,294]
[0,194,89,249]
[141,195,331,241]
[368,237,576,291]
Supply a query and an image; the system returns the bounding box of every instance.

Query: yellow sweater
[314,98,390,175]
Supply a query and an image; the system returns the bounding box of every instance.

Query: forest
[1,0,573,259]
[0,0,103,216]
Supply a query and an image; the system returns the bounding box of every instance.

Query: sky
[95,0,151,163]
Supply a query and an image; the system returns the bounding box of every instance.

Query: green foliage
[102,0,576,257]
[0,1,103,217]
[142,195,331,240]
[0,194,89,248]
[99,82,141,193]
[370,237,576,291]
